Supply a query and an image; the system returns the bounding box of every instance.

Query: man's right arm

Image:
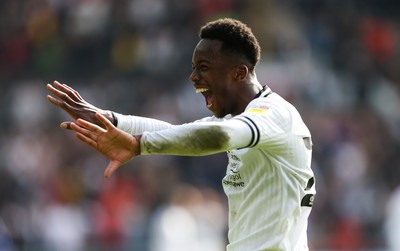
[114,113,173,135]
[47,81,115,129]
[47,81,173,134]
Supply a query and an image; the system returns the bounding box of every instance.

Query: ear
[234,65,249,81]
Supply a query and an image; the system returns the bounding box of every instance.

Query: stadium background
[0,0,400,250]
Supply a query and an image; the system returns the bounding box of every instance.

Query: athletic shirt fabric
[116,87,315,250]
[203,87,315,250]
[222,89,315,251]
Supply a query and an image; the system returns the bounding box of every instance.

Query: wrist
[111,111,118,127]
[103,110,118,127]
[133,134,142,155]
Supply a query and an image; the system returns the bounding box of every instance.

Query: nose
[189,69,200,82]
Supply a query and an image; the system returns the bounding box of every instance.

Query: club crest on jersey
[247,105,270,114]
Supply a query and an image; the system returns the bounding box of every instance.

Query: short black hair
[199,18,261,72]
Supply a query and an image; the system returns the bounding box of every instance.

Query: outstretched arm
[140,118,253,156]
[69,114,253,177]
[47,81,115,129]
[70,112,141,178]
[47,80,173,134]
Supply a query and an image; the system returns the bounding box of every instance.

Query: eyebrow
[192,59,212,66]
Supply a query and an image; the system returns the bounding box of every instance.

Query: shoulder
[194,114,233,123]
[245,93,291,119]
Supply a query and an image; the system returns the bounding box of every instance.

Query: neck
[231,77,263,116]
[248,74,264,98]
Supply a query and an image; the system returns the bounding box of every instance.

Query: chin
[213,111,228,118]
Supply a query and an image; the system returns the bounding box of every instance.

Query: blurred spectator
[40,203,88,251]
[148,184,226,251]
[0,0,400,250]
[362,17,396,64]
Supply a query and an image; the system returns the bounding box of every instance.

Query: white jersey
[220,88,315,250]
[115,87,315,251]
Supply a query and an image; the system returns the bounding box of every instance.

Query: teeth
[195,88,209,93]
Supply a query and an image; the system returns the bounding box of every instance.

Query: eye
[200,65,208,71]
[192,62,210,72]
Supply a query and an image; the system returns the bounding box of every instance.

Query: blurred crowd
[1,0,400,250]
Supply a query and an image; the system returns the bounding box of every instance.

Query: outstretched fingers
[47,84,65,107]
[47,81,84,106]
[71,115,128,179]
[47,83,75,108]
[104,160,122,178]
[61,83,84,101]
[54,81,74,96]
[75,130,98,149]
[95,112,115,130]
[76,117,105,135]
[54,81,82,102]
[70,121,101,148]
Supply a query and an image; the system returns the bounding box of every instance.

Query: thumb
[60,122,73,130]
[104,160,122,178]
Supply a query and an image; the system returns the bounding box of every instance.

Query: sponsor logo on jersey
[247,105,270,114]
[224,152,245,188]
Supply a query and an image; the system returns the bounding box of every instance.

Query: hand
[47,80,114,129]
[70,112,141,178]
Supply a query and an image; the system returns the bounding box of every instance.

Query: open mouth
[195,87,213,108]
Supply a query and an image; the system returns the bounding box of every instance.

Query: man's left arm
[140,119,253,156]
[70,114,253,177]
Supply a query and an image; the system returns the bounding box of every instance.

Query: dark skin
[47,81,115,129]
[190,39,263,118]
[47,38,264,178]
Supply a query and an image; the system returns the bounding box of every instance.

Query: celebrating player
[47,18,316,250]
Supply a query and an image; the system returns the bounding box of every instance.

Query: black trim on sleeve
[245,116,260,147]
[232,86,270,148]
[235,116,260,148]
[111,112,118,127]
[235,117,255,148]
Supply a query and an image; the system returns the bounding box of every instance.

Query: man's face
[190,39,237,118]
